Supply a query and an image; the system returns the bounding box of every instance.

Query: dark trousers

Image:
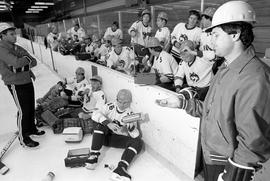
[91,123,143,167]
[203,159,225,181]
[7,83,37,143]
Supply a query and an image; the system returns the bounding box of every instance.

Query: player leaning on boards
[85,89,143,181]
[156,1,270,181]
[0,22,45,148]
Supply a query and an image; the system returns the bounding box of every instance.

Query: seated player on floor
[85,89,143,181]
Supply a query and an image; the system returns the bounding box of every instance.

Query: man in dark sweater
[0,22,45,148]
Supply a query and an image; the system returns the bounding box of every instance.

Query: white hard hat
[206,1,256,32]
[0,22,16,34]
[157,12,168,21]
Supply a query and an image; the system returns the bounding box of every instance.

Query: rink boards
[17,37,201,179]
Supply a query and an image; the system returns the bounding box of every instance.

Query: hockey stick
[0,131,19,175]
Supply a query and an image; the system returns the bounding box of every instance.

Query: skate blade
[85,163,97,170]
[110,173,131,181]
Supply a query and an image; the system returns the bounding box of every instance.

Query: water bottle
[42,172,55,181]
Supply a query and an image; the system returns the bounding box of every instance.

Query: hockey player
[103,21,123,40]
[156,1,270,181]
[106,38,135,74]
[67,23,86,41]
[85,89,143,181]
[171,9,202,63]
[0,22,44,148]
[174,40,214,101]
[128,9,152,62]
[155,12,170,51]
[61,67,89,105]
[146,37,178,90]
[76,75,106,119]
[184,7,224,75]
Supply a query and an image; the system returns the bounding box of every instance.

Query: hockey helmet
[146,37,161,48]
[75,67,85,75]
[0,22,16,34]
[189,9,201,19]
[90,75,102,84]
[141,9,151,17]
[117,89,132,103]
[202,7,217,18]
[206,1,256,32]
[157,12,168,21]
[179,40,195,53]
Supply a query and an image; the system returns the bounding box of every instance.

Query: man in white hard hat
[155,11,170,50]
[0,22,45,148]
[85,89,143,181]
[156,1,270,181]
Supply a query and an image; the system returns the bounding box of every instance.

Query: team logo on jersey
[189,72,200,82]
[203,44,213,51]
[119,60,126,68]
[179,34,188,43]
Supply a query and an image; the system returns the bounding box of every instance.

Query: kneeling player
[85,89,143,181]
[174,40,214,101]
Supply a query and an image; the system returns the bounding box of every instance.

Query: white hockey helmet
[202,7,217,18]
[141,9,151,17]
[206,1,256,32]
[157,12,168,21]
[0,22,16,34]
[146,37,161,48]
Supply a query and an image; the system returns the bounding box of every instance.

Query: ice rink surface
[0,61,194,181]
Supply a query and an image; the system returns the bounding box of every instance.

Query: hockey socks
[91,129,104,151]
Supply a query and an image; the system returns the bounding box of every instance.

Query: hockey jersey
[171,23,202,59]
[82,89,106,113]
[155,27,170,46]
[92,102,139,137]
[106,46,134,70]
[67,27,86,41]
[128,21,152,46]
[174,56,214,88]
[152,51,179,80]
[65,77,89,100]
[104,27,123,40]
[199,31,215,61]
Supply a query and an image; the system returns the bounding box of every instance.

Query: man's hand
[159,75,170,83]
[155,95,185,109]
[107,122,121,133]
[174,42,181,49]
[130,30,136,37]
